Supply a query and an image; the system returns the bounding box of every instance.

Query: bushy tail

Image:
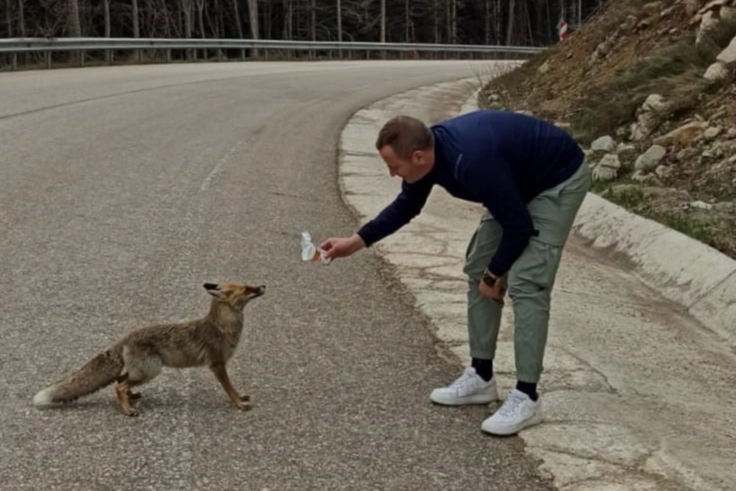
[33,345,124,406]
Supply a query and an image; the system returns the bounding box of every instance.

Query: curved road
[0,62,552,490]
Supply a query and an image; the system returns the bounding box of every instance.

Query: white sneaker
[430,367,498,406]
[481,388,543,436]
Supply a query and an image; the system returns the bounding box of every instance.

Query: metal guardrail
[0,37,545,55]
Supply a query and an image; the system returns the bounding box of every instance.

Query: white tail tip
[33,388,55,406]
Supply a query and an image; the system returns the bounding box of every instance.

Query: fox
[32,281,266,416]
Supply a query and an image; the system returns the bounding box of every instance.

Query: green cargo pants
[462,162,591,383]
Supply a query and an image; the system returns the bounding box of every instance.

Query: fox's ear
[203,283,226,299]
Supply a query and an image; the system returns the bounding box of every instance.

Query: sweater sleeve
[357,176,434,247]
[465,158,536,277]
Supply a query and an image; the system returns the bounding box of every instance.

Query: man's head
[375,115,435,183]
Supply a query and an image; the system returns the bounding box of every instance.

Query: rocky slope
[481,0,736,256]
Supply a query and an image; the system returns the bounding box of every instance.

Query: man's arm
[357,175,434,247]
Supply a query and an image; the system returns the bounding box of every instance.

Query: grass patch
[659,214,718,246]
[594,181,734,256]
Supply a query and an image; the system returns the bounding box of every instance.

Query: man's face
[378,145,434,184]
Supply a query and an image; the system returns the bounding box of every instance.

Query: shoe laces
[498,391,527,418]
[449,367,481,393]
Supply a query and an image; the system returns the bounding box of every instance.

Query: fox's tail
[33,344,124,406]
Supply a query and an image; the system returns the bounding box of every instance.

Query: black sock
[516,381,539,401]
[471,358,493,382]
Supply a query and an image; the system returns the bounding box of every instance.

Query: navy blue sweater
[357,110,584,276]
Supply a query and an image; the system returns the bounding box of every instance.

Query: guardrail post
[45,51,51,69]
[11,53,17,70]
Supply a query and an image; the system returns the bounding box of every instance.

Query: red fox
[33,282,265,416]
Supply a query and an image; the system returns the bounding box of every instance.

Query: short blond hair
[375,115,434,160]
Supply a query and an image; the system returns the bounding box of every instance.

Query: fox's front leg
[209,363,251,410]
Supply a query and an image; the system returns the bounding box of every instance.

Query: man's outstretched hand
[319,234,366,261]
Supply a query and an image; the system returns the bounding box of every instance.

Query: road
[0,61,552,491]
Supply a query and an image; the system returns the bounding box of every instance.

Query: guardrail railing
[0,37,545,70]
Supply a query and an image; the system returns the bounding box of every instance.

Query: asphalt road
[0,61,553,491]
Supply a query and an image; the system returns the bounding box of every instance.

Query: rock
[685,0,704,16]
[643,1,664,13]
[537,60,552,74]
[717,36,736,63]
[704,62,728,80]
[660,5,678,17]
[635,145,667,172]
[637,19,652,29]
[719,6,736,18]
[630,95,667,141]
[616,126,630,139]
[589,39,614,66]
[617,143,638,164]
[698,0,731,15]
[592,165,618,181]
[726,127,736,138]
[676,147,699,162]
[555,122,571,129]
[489,93,501,102]
[632,171,663,186]
[591,136,617,153]
[592,154,621,181]
[697,11,719,44]
[620,15,638,31]
[653,121,708,145]
[655,164,674,180]
[690,200,713,210]
[704,126,722,139]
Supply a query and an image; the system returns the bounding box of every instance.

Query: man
[320,109,591,436]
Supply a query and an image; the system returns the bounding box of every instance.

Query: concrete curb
[573,193,736,345]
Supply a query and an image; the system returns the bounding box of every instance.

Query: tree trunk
[337,0,342,42]
[247,0,259,57]
[505,0,515,45]
[131,0,140,37]
[103,0,111,62]
[196,0,205,38]
[284,0,292,40]
[433,0,438,43]
[17,0,25,37]
[380,0,386,42]
[405,0,409,43]
[484,0,490,45]
[450,0,456,43]
[67,0,81,36]
[231,0,243,38]
[6,0,12,38]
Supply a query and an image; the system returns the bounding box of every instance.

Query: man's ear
[204,283,226,300]
[412,149,431,166]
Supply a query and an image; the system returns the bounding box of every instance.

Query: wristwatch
[482,269,499,287]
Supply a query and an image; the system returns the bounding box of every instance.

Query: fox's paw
[235,401,252,411]
[240,394,250,402]
[122,407,139,417]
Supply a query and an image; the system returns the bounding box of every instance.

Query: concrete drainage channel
[337,74,735,490]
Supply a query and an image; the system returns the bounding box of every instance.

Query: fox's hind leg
[115,373,138,417]
[116,346,162,416]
